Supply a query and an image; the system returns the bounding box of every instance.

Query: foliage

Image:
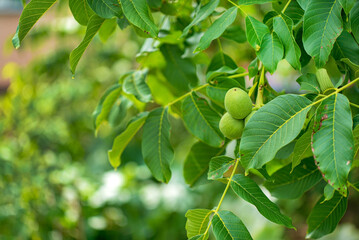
[11,0,359,239]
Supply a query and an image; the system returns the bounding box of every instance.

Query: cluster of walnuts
[219,88,255,139]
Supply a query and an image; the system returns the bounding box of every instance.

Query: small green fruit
[224,88,252,119]
[219,112,244,140]
[245,110,256,125]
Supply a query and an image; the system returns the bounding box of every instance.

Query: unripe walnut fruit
[219,112,244,140]
[224,88,252,119]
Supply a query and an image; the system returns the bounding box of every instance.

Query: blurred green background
[1,1,359,240]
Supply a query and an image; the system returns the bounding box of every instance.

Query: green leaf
[248,58,258,78]
[120,0,158,38]
[208,52,238,72]
[222,25,247,44]
[303,0,343,67]
[281,1,304,25]
[323,184,335,202]
[296,0,308,10]
[195,7,237,52]
[206,66,246,83]
[182,92,225,148]
[212,210,253,240]
[12,0,58,48]
[353,126,359,168]
[306,192,347,239]
[142,107,174,183]
[339,0,356,15]
[185,209,213,238]
[231,174,294,228]
[93,84,122,131]
[188,234,208,240]
[99,18,117,42]
[206,77,242,106]
[160,44,198,92]
[245,16,270,49]
[332,31,359,65]
[273,14,301,70]
[291,129,313,170]
[87,0,122,18]
[238,0,272,5]
[108,113,148,169]
[108,96,132,127]
[240,95,312,171]
[182,0,220,37]
[70,15,105,74]
[312,93,354,195]
[69,0,94,26]
[208,156,236,180]
[123,69,152,102]
[183,142,224,187]
[296,73,321,93]
[265,158,322,199]
[257,32,284,74]
[350,2,359,43]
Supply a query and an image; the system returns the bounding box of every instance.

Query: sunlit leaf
[123,69,152,102]
[185,209,213,238]
[69,0,94,26]
[245,16,269,49]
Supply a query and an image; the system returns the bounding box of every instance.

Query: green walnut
[224,87,252,119]
[245,110,256,125]
[219,112,244,140]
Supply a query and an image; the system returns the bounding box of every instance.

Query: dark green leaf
[208,52,238,72]
[332,31,359,65]
[231,174,294,228]
[265,158,322,199]
[296,73,320,93]
[108,113,148,169]
[353,126,359,168]
[208,156,236,180]
[182,92,224,148]
[12,0,57,48]
[240,95,312,171]
[120,0,158,38]
[212,210,253,240]
[123,69,152,102]
[87,0,122,18]
[307,192,347,239]
[70,15,105,74]
[69,0,94,26]
[142,107,174,183]
[339,0,356,15]
[182,0,220,37]
[222,25,247,44]
[245,16,270,49]
[291,128,313,170]
[312,93,354,195]
[303,0,343,67]
[185,209,213,238]
[350,2,359,43]
[257,32,284,74]
[195,7,238,52]
[183,142,224,187]
[248,58,258,78]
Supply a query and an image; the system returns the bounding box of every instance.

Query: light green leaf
[188,234,208,240]
[245,15,270,49]
[212,211,253,240]
[238,0,272,5]
[93,84,122,131]
[208,156,236,180]
[195,7,237,52]
[142,107,174,183]
[350,2,359,43]
[108,113,148,169]
[160,44,198,92]
[99,18,117,42]
[339,0,356,15]
[257,32,284,74]
[332,31,359,65]
[296,73,320,93]
[70,15,105,74]
[240,95,312,171]
[183,142,224,187]
[69,0,94,26]
[323,184,335,202]
[296,0,308,10]
[248,58,258,78]
[312,93,354,195]
[273,14,301,70]
[291,128,313,170]
[87,0,122,19]
[182,0,220,37]
[123,69,152,102]
[307,192,347,239]
[185,209,213,238]
[231,174,294,228]
[12,0,58,48]
[182,92,225,147]
[120,0,158,38]
[303,0,343,67]
[265,158,322,199]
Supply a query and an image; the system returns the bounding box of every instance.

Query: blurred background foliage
[1,1,359,239]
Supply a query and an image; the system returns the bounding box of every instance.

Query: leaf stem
[202,158,240,236]
[281,0,292,14]
[165,84,209,107]
[350,102,359,109]
[227,0,248,16]
[228,71,249,79]
[348,182,359,192]
[255,67,265,107]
